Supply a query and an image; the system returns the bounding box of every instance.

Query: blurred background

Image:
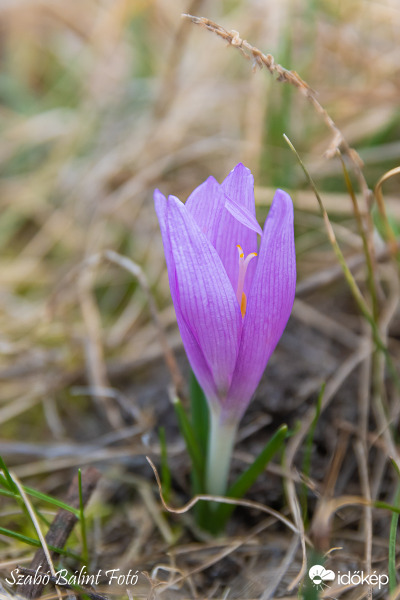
[0,0,399,596]
[0,0,398,422]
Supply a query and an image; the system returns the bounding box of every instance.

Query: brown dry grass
[0,0,400,598]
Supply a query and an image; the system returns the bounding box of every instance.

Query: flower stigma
[236,244,257,318]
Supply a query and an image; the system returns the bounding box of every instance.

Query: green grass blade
[0,456,19,494]
[22,486,80,517]
[0,473,10,489]
[188,373,209,527]
[0,456,79,516]
[389,484,400,593]
[190,372,209,455]
[172,396,204,486]
[2,485,80,517]
[0,526,80,560]
[172,394,210,529]
[389,458,400,593]
[373,500,400,514]
[0,488,17,500]
[0,456,33,525]
[78,469,88,567]
[213,424,288,526]
[301,550,326,599]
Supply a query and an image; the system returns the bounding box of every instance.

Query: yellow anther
[236,244,257,318]
[240,292,247,318]
[236,244,244,259]
[236,243,258,318]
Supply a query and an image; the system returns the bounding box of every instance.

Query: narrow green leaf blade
[0,455,79,516]
[190,372,209,455]
[22,486,80,517]
[0,526,80,559]
[389,487,400,592]
[389,458,400,593]
[0,473,10,489]
[0,488,16,500]
[78,469,88,566]
[172,396,204,486]
[0,456,19,494]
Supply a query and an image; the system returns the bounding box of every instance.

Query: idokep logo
[308,565,335,590]
[308,565,389,592]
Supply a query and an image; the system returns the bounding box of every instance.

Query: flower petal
[223,192,263,236]
[215,163,259,295]
[157,191,243,397]
[185,176,225,245]
[154,189,218,402]
[224,189,296,421]
[166,196,243,395]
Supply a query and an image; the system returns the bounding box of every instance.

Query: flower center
[236,245,257,318]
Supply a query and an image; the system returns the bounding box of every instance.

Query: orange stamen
[240,292,247,318]
[236,244,257,318]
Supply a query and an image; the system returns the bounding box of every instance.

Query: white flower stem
[206,408,238,497]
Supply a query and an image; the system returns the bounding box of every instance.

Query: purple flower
[154,163,296,425]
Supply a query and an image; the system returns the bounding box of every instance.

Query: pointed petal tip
[167,194,185,211]
[154,189,168,226]
[230,162,251,175]
[186,175,221,204]
[153,188,165,200]
[268,188,294,226]
[154,189,168,212]
[205,175,219,184]
[154,190,183,207]
[274,188,294,207]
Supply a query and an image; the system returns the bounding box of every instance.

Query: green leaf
[0,455,33,524]
[0,488,18,500]
[0,455,79,517]
[0,526,80,560]
[213,423,288,527]
[301,550,326,599]
[389,459,400,593]
[188,375,210,526]
[172,396,204,487]
[22,486,80,517]
[78,469,88,566]
[374,500,400,514]
[0,456,19,494]
[190,371,209,455]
